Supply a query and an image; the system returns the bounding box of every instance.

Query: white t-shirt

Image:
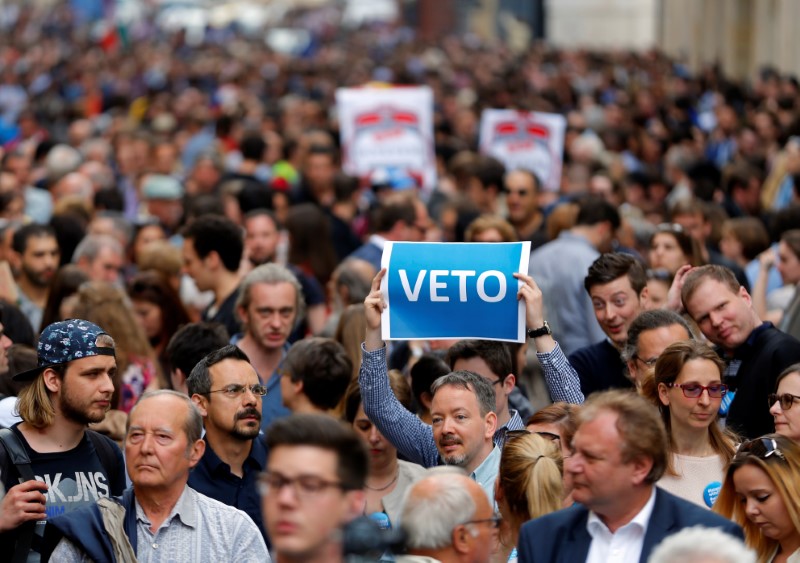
[0,395,21,428]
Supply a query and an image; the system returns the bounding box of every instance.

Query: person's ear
[485,411,498,438]
[502,374,515,395]
[42,367,62,394]
[630,455,653,486]
[188,438,206,467]
[191,393,208,417]
[657,382,670,407]
[452,525,472,554]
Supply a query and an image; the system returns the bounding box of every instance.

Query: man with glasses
[621,309,694,388]
[518,390,742,563]
[396,470,497,563]
[187,345,269,546]
[46,390,268,561]
[262,413,368,563]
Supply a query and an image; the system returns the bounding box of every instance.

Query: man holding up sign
[360,267,551,501]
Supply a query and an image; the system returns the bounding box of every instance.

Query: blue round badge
[704,481,722,507]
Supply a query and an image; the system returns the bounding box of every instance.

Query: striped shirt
[359,344,524,468]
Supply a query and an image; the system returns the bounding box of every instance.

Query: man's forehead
[268,444,338,473]
[637,324,691,355]
[431,384,479,408]
[209,358,258,382]
[590,275,635,297]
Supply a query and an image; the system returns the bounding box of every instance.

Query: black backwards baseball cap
[13,319,116,382]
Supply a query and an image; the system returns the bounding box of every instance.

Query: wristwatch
[527,321,552,339]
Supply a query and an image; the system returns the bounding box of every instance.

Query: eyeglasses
[259,471,345,501]
[490,375,508,387]
[462,516,502,530]
[206,384,267,399]
[667,382,728,398]
[646,269,673,283]
[736,437,785,462]
[656,222,685,234]
[768,392,800,411]
[633,354,658,367]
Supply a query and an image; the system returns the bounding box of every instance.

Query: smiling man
[568,253,651,398]
[187,345,269,546]
[46,390,269,561]
[681,265,800,438]
[262,413,367,563]
[0,320,125,562]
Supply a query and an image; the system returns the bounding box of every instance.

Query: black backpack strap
[85,430,125,495]
[0,428,38,563]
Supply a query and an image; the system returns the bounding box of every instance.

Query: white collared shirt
[585,487,657,563]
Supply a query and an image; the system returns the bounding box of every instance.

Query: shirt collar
[135,485,197,530]
[368,234,387,249]
[470,445,501,487]
[587,486,657,538]
[202,435,267,475]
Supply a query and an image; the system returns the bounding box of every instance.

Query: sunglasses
[667,382,728,399]
[736,437,785,461]
[768,392,800,411]
[507,429,561,443]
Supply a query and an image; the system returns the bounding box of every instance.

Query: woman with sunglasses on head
[494,432,563,563]
[714,435,800,563]
[641,340,738,507]
[770,363,800,444]
[525,402,580,509]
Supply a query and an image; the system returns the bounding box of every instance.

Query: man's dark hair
[469,155,506,191]
[266,413,368,491]
[410,354,450,408]
[186,344,251,396]
[446,339,513,380]
[239,134,267,162]
[574,195,621,230]
[283,338,352,410]
[430,370,496,416]
[165,322,230,378]
[584,252,647,294]
[181,214,243,272]
[372,198,416,233]
[621,309,694,363]
[12,223,56,254]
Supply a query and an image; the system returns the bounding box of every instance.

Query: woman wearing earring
[714,434,800,563]
[641,339,738,507]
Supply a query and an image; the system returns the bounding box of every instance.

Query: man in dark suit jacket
[518,390,742,563]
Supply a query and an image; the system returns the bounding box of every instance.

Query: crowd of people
[1,2,800,562]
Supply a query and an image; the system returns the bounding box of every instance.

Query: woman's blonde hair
[641,340,737,475]
[497,433,563,543]
[714,434,800,562]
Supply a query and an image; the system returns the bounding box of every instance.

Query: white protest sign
[337,85,436,194]
[478,109,567,192]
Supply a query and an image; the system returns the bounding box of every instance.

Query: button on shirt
[586,487,656,563]
[187,435,269,546]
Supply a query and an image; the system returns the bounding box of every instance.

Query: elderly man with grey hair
[397,471,497,563]
[44,390,269,561]
[72,233,125,284]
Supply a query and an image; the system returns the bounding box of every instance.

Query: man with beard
[10,224,59,332]
[187,345,269,546]
[0,319,126,562]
